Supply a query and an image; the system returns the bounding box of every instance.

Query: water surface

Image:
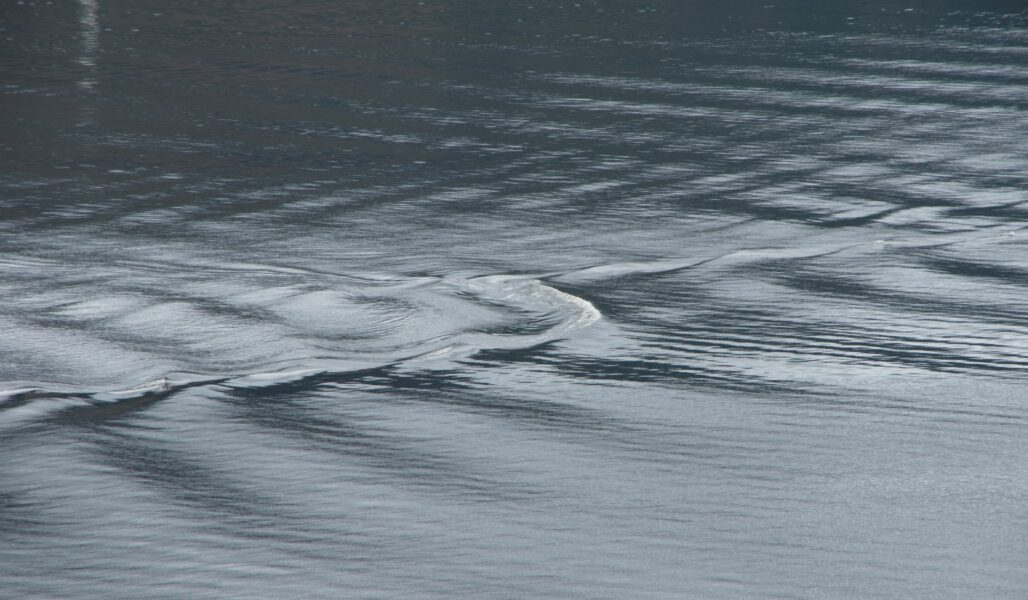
[2,1,1027,598]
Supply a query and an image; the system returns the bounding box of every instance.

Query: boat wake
[0,267,603,426]
[5,224,1023,425]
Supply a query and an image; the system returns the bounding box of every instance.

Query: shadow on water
[776,266,1028,330]
[50,386,199,426]
[919,253,1028,287]
[84,427,287,521]
[217,373,540,501]
[392,380,633,435]
[471,344,805,395]
[0,489,55,538]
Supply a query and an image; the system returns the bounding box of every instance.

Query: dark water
[3,1,1028,597]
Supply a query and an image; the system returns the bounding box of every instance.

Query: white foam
[446,276,602,352]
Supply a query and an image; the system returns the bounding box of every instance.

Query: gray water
[2,1,1028,598]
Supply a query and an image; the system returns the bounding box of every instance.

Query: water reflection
[77,0,99,90]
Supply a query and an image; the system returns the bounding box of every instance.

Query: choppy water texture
[3,1,1028,598]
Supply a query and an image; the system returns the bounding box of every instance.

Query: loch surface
[2,1,1027,598]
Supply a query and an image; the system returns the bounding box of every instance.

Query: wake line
[20,227,1001,419]
[0,274,604,425]
[548,245,856,284]
[0,239,917,414]
[547,228,1027,286]
[7,230,1017,420]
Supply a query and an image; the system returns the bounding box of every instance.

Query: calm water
[2,1,1027,598]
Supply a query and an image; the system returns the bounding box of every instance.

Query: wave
[0,267,603,424]
[6,220,1027,421]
